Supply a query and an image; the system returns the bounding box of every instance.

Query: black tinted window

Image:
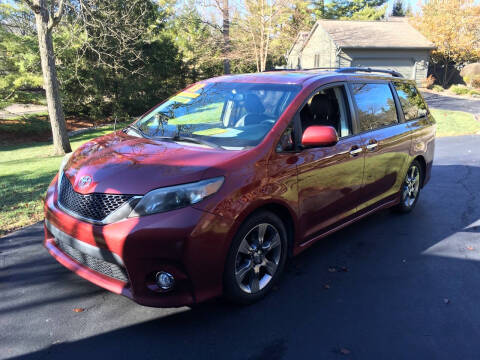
[393,82,427,121]
[351,83,398,132]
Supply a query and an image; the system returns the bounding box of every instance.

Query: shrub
[469,89,480,96]
[449,84,470,95]
[471,76,480,89]
[422,74,435,89]
[432,85,444,92]
[461,63,480,87]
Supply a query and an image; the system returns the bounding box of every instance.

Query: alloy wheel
[234,223,282,294]
[403,164,420,208]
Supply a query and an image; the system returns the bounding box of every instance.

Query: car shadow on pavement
[3,164,480,360]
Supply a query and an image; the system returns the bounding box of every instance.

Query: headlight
[129,177,224,217]
[58,152,73,175]
[57,152,73,192]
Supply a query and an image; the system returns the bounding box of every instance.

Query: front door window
[299,86,352,138]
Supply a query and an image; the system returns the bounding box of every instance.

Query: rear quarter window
[393,82,427,121]
[351,83,398,132]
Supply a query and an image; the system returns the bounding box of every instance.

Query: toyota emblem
[78,175,92,188]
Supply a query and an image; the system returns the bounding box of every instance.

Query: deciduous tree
[412,0,480,87]
[237,0,292,72]
[22,0,71,154]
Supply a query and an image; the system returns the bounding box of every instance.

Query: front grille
[55,238,129,282]
[58,175,134,222]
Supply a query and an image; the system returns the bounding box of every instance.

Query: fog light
[155,271,175,291]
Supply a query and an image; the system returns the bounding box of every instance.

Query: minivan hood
[63,132,243,195]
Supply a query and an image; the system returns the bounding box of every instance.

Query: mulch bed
[0,116,112,146]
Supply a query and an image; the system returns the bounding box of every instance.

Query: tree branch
[199,19,222,32]
[48,0,65,31]
[22,0,41,14]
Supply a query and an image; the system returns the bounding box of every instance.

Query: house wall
[286,41,304,69]
[337,49,430,84]
[299,25,337,69]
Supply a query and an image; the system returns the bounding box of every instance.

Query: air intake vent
[56,238,129,282]
[58,175,134,222]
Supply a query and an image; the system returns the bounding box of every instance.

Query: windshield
[132,82,301,149]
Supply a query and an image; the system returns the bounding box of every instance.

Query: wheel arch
[234,201,297,258]
[413,155,427,187]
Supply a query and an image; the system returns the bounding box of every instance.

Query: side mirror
[301,126,339,148]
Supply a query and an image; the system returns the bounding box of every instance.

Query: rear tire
[224,211,288,305]
[394,159,422,213]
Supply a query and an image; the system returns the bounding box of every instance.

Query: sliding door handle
[349,147,363,156]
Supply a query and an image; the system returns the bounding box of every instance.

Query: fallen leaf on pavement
[467,246,474,251]
[73,308,85,313]
[324,284,330,289]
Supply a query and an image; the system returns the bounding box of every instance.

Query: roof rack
[336,67,403,78]
[269,66,403,78]
[270,67,339,72]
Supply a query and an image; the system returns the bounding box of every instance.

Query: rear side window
[393,82,427,121]
[351,83,398,132]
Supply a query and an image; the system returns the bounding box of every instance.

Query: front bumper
[44,176,235,307]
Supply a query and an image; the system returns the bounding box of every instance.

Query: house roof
[311,19,435,50]
[287,31,310,57]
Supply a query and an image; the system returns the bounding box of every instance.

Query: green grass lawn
[0,126,118,236]
[1,108,479,237]
[431,109,480,137]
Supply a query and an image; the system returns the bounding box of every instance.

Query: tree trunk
[259,0,265,72]
[34,3,71,155]
[442,58,449,88]
[222,0,230,74]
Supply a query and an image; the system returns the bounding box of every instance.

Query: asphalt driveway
[423,92,480,114]
[1,135,480,360]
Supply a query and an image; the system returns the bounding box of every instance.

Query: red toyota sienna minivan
[44,68,435,307]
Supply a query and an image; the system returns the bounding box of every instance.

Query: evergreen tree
[314,0,388,20]
[392,0,406,17]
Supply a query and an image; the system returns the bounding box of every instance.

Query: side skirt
[293,194,400,256]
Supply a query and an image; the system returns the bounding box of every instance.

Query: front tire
[394,160,422,213]
[224,211,288,305]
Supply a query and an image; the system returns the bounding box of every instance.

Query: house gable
[299,23,337,69]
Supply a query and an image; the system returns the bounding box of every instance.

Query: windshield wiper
[125,124,148,138]
[171,135,222,149]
